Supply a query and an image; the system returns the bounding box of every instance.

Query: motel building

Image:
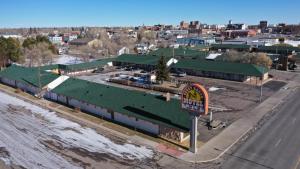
[0,65,191,143]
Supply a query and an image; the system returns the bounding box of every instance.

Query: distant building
[259,20,268,30]
[63,33,78,43]
[189,21,200,30]
[118,47,130,56]
[222,30,257,39]
[176,37,216,46]
[48,35,63,44]
[226,20,247,30]
[180,21,189,29]
[0,34,23,39]
[69,38,95,46]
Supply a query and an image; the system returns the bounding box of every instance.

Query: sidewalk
[179,81,299,163]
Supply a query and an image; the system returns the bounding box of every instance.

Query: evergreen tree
[156,56,169,83]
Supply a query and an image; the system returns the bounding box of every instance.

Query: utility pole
[259,67,264,102]
[37,61,42,98]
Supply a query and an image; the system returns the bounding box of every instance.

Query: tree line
[219,51,273,68]
[0,35,58,68]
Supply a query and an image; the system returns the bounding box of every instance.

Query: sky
[0,0,299,28]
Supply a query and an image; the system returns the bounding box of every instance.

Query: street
[222,88,300,169]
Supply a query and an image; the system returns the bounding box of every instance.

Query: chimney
[165,92,171,102]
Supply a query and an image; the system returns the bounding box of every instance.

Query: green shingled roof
[173,59,266,77]
[40,64,59,71]
[210,44,251,50]
[114,54,160,65]
[58,58,115,71]
[0,65,59,87]
[257,46,300,54]
[149,48,209,59]
[52,78,191,131]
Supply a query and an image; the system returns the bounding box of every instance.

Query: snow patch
[0,91,153,169]
[209,87,225,92]
[53,55,84,65]
[0,157,11,166]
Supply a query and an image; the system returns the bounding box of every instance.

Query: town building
[210,44,252,52]
[180,21,189,29]
[48,34,63,44]
[260,20,268,32]
[226,20,247,30]
[176,37,216,46]
[222,29,257,39]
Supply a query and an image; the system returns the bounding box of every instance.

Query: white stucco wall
[114,112,159,135]
[68,98,111,119]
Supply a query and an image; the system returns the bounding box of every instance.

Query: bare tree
[221,51,272,68]
[23,42,54,67]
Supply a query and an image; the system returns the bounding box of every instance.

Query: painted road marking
[294,157,300,169]
[274,139,282,147]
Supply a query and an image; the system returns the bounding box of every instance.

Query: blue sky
[0,0,299,28]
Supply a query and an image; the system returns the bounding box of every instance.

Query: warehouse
[0,65,59,94]
[46,78,191,142]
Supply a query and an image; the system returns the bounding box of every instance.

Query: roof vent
[165,92,171,102]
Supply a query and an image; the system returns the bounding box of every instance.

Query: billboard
[181,83,209,116]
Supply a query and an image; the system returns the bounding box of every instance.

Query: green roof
[59,58,115,71]
[0,65,59,87]
[40,64,59,71]
[114,48,209,66]
[257,46,300,54]
[52,78,191,131]
[114,54,160,66]
[149,48,209,59]
[210,44,251,50]
[173,59,267,77]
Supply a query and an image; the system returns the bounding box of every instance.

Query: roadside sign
[181,83,209,116]
[181,83,209,153]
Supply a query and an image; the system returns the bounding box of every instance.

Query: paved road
[222,88,300,169]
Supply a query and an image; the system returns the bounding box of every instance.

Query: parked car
[92,68,104,73]
[175,71,187,77]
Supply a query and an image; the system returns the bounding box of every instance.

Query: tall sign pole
[181,83,209,153]
[190,116,198,153]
